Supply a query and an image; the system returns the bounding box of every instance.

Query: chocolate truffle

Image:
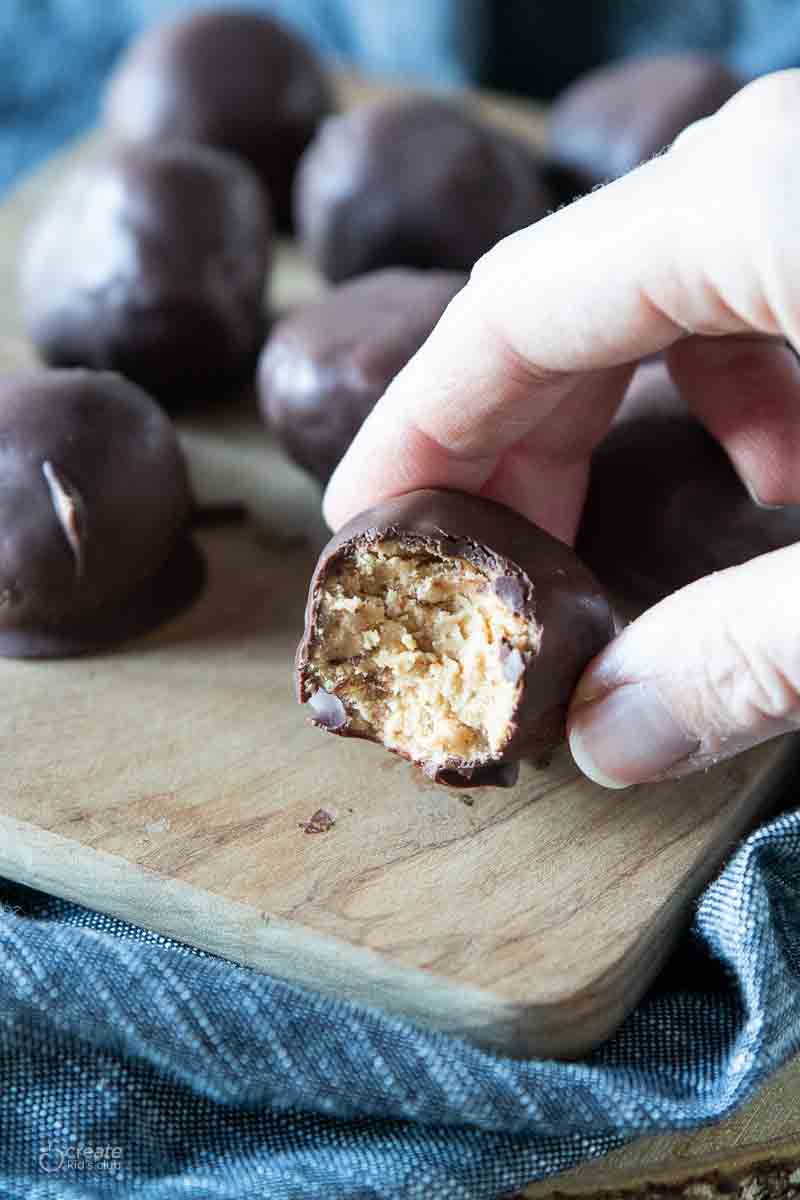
[297,490,615,786]
[294,97,553,281]
[547,53,741,193]
[258,268,466,484]
[20,141,270,411]
[103,7,333,227]
[0,369,204,658]
[577,364,800,613]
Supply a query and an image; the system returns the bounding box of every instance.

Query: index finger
[324,73,800,537]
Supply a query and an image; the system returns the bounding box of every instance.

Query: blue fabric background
[3,2,800,1196]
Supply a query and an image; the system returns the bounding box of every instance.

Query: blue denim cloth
[1,802,799,1197]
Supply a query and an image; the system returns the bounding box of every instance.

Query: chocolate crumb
[299,808,336,834]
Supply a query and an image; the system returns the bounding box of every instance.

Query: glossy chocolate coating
[20,141,270,412]
[0,369,204,658]
[548,53,741,193]
[577,363,800,613]
[294,97,553,281]
[103,7,333,226]
[258,268,466,484]
[297,489,615,785]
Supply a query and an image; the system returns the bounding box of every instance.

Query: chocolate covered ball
[547,53,741,193]
[258,268,466,484]
[297,489,615,787]
[103,7,333,226]
[20,141,270,411]
[0,369,204,658]
[294,97,553,281]
[577,363,800,613]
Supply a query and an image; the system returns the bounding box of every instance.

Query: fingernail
[744,479,787,511]
[568,683,699,789]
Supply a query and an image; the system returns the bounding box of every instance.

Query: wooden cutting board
[0,79,797,1068]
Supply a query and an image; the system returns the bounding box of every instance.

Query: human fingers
[667,335,800,507]
[568,543,800,787]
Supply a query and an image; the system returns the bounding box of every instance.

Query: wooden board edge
[2,734,796,1061]
[0,809,662,1060]
[521,1134,800,1196]
[0,813,567,1056]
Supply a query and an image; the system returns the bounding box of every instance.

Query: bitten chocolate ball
[0,369,204,658]
[296,490,615,787]
[294,97,553,281]
[103,7,333,226]
[547,53,741,193]
[577,363,800,613]
[258,268,466,485]
[20,142,270,411]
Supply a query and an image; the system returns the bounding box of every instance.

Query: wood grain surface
[0,75,798,1182]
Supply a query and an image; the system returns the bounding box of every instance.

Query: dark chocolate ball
[296,488,615,786]
[20,141,270,411]
[547,53,742,193]
[103,7,334,226]
[294,96,553,281]
[577,362,800,613]
[258,268,466,484]
[0,369,203,658]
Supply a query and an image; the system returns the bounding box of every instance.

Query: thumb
[567,543,800,788]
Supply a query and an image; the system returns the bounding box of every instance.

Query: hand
[324,72,800,788]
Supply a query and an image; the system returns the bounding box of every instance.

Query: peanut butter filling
[306,539,538,767]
